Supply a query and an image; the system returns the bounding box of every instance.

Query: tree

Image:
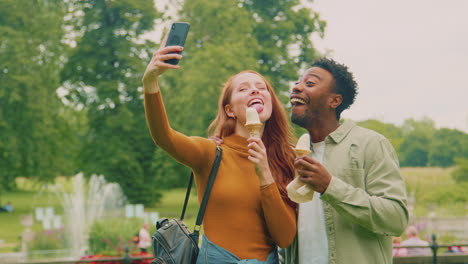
[60,0,161,205]
[244,0,326,90]
[428,128,468,167]
[147,0,326,187]
[357,119,404,154]
[398,133,430,167]
[401,117,436,138]
[398,117,437,167]
[147,0,262,188]
[452,158,468,183]
[176,0,325,131]
[0,0,75,190]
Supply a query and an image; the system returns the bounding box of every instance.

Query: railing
[394,234,468,264]
[3,235,468,264]
[0,247,154,264]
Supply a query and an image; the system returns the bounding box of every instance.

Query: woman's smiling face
[225,72,273,125]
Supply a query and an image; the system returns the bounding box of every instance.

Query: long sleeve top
[145,91,296,261]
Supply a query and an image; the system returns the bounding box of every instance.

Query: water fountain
[52,173,127,258]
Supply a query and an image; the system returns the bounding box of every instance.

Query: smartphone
[164,22,190,65]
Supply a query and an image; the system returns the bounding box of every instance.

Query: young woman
[143,35,296,264]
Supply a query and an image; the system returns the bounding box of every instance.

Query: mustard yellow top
[144,92,296,260]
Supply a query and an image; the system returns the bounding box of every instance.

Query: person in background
[283,58,408,264]
[392,236,408,257]
[0,201,13,213]
[446,245,464,254]
[138,223,152,253]
[401,225,431,256]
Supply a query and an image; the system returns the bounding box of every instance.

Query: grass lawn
[402,166,454,192]
[0,189,63,253]
[0,176,67,252]
[401,167,468,217]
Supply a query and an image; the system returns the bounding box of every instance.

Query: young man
[285,58,408,264]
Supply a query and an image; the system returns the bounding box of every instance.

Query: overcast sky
[148,0,468,132]
[308,0,468,132]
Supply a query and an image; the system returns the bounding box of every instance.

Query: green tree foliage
[397,118,468,167]
[170,0,261,136]
[151,0,263,188]
[357,119,404,154]
[401,117,436,138]
[358,117,468,167]
[428,128,468,167]
[452,158,468,183]
[60,0,161,205]
[243,0,326,90]
[398,117,436,166]
[0,0,76,191]
[3,0,467,209]
[399,133,430,167]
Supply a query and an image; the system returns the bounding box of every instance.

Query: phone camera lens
[171,24,175,29]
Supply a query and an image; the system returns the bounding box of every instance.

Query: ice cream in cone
[286,133,315,203]
[245,107,263,138]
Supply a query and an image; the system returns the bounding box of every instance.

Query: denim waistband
[196,235,278,264]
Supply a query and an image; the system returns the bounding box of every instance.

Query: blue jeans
[196,235,278,264]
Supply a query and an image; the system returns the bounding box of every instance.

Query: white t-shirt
[298,141,328,264]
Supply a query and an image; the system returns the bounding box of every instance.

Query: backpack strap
[180,146,223,227]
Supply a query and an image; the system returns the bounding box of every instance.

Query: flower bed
[78,252,153,264]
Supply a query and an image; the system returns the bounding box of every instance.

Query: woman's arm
[142,34,214,169]
[144,92,214,169]
[261,184,297,248]
[246,137,297,248]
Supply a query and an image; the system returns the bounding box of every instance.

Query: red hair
[208,71,297,209]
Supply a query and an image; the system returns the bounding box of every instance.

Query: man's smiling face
[290,67,338,129]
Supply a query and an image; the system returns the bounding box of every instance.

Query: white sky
[309,0,468,132]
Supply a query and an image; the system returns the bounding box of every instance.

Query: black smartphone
[164,22,190,65]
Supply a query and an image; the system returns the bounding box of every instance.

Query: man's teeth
[291,98,306,105]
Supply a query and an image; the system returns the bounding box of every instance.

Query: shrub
[28,228,65,250]
[88,218,149,256]
[452,158,468,183]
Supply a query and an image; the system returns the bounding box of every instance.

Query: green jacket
[284,121,408,264]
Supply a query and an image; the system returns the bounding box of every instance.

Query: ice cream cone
[245,107,263,138]
[246,123,263,138]
[286,133,315,203]
[287,176,314,203]
[294,149,311,157]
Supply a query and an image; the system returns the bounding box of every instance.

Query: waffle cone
[294,149,311,157]
[246,123,263,138]
[287,176,314,203]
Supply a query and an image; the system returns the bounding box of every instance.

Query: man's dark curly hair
[311,58,358,120]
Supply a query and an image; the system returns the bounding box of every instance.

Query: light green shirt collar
[327,120,356,144]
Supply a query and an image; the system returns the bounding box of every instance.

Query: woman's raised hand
[142,31,184,89]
